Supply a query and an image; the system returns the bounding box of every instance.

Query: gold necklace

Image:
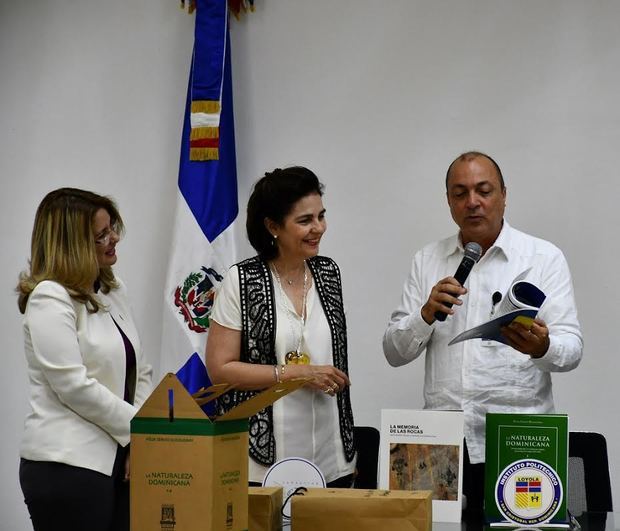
[281,264,304,285]
[272,261,311,365]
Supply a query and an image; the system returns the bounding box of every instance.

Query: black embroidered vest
[216,255,355,466]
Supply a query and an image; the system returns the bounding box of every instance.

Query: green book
[484,413,568,527]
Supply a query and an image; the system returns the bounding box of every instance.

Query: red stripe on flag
[190,138,220,148]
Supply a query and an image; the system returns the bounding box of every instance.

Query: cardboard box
[130,373,306,531]
[291,488,432,531]
[249,486,283,531]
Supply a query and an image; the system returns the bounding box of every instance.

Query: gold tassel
[190,147,219,161]
[190,126,219,140]
[191,100,220,114]
[180,0,196,14]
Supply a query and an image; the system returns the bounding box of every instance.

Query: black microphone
[490,291,502,318]
[434,242,483,322]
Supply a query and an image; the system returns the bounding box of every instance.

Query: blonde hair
[17,188,124,314]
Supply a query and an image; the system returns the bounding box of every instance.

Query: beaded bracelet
[274,364,281,383]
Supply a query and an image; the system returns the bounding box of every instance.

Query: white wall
[1,1,618,529]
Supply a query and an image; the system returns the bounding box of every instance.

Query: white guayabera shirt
[383,221,583,463]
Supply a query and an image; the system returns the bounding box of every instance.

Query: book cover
[380,409,464,522]
[484,413,568,527]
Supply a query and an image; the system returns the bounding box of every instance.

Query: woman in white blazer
[17,188,152,531]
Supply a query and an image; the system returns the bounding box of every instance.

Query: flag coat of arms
[161,0,238,377]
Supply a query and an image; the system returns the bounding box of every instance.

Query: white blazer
[20,278,152,476]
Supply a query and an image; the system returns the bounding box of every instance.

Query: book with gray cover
[379,409,464,523]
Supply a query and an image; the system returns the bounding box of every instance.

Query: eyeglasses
[95,227,119,246]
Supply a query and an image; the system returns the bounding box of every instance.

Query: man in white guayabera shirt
[382,151,583,515]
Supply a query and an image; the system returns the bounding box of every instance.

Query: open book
[448,268,546,346]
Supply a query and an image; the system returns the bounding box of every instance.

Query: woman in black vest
[206,166,356,487]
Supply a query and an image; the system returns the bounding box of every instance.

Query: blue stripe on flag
[192,0,226,102]
[176,352,212,394]
[179,14,238,242]
[176,352,215,416]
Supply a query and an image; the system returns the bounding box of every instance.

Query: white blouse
[211,265,355,483]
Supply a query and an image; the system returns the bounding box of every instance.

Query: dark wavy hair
[246,166,324,260]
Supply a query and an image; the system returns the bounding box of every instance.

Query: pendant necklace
[272,261,311,365]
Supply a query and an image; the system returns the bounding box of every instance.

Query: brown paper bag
[249,486,283,531]
[291,488,432,531]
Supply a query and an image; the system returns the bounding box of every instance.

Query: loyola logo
[515,475,542,509]
[495,459,562,525]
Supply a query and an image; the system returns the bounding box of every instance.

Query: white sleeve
[133,358,154,410]
[531,250,583,372]
[210,265,242,331]
[26,281,138,446]
[382,254,435,366]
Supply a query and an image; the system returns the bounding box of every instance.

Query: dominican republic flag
[160,0,238,380]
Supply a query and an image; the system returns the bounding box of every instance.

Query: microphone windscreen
[463,242,483,263]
